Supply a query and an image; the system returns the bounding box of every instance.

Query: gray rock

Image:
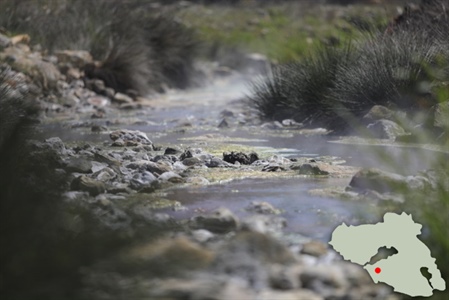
[192,207,239,233]
[191,229,215,243]
[71,175,106,196]
[65,157,93,173]
[246,201,281,214]
[186,176,210,185]
[182,156,203,166]
[349,168,407,193]
[158,171,185,183]
[366,119,407,139]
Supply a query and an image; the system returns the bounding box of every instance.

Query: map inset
[329,212,446,297]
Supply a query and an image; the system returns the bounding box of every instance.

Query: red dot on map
[375,267,382,274]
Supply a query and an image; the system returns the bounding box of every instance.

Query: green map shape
[329,212,446,297]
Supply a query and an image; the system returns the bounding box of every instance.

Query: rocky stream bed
[1,33,448,299]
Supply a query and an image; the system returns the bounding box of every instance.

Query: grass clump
[250,0,449,133]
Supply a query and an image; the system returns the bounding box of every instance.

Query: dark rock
[71,175,106,196]
[164,146,182,155]
[223,151,259,165]
[218,118,229,128]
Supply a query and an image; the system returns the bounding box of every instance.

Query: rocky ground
[1,23,448,299]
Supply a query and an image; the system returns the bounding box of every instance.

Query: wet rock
[54,50,93,69]
[366,119,407,139]
[223,151,259,165]
[300,241,328,257]
[113,92,133,104]
[109,129,152,147]
[71,175,106,196]
[158,171,185,183]
[348,168,408,193]
[186,176,210,185]
[246,201,281,214]
[298,163,329,175]
[65,157,93,173]
[192,207,239,233]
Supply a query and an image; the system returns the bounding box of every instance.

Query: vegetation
[177,2,395,63]
[249,0,449,133]
[0,0,199,93]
